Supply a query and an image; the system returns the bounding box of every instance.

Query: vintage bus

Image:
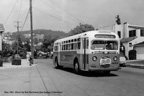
[53,30,120,74]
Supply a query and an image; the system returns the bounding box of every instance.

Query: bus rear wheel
[74,62,81,74]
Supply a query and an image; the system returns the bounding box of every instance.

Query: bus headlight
[113,56,117,61]
[92,56,97,61]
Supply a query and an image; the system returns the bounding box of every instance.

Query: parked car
[37,51,48,58]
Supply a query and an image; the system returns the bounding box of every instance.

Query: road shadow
[54,67,118,77]
[80,71,118,77]
[54,67,74,73]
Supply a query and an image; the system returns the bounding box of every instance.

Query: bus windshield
[91,40,118,50]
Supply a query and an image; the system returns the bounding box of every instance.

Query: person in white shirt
[26,53,30,65]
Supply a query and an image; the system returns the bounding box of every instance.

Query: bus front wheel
[74,62,81,74]
[103,71,111,74]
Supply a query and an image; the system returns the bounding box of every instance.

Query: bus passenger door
[58,43,61,65]
[82,37,88,70]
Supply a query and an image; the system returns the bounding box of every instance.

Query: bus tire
[103,71,111,74]
[74,61,81,74]
[54,57,60,68]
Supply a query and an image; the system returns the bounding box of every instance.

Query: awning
[133,41,144,47]
[120,36,137,43]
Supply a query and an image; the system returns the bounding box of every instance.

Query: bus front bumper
[88,67,120,71]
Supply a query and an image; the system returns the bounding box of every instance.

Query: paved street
[0,59,144,96]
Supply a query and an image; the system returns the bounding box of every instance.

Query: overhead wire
[33,7,76,26]
[17,0,23,21]
[21,9,30,31]
[65,12,84,24]
[5,0,81,32]
[4,0,19,25]
[41,0,84,24]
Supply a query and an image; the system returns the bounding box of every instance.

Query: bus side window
[71,43,74,50]
[68,44,71,50]
[78,42,81,49]
[62,45,64,50]
[61,45,62,50]
[64,45,66,50]
[86,39,89,49]
[66,44,68,50]
[74,43,78,49]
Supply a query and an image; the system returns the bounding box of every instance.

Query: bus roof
[54,30,119,43]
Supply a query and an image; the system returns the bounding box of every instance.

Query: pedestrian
[120,43,125,56]
[29,55,32,66]
[26,53,30,65]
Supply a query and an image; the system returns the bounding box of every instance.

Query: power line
[65,11,84,24]
[4,0,19,25]
[21,9,30,31]
[41,0,84,24]
[17,0,23,21]
[33,7,76,26]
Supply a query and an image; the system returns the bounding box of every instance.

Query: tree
[17,35,23,48]
[69,23,95,36]
[11,36,27,58]
[42,35,52,47]
[11,41,17,54]
[2,41,13,57]
[41,34,58,52]
[41,34,53,52]
[24,40,31,51]
[34,38,39,45]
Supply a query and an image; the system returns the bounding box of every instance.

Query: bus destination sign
[95,34,116,38]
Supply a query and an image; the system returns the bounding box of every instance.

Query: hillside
[10,29,68,41]
[20,29,66,37]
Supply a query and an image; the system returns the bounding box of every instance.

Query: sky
[0,0,144,33]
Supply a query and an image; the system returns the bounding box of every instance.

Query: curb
[0,59,37,70]
[0,64,36,70]
[126,64,144,69]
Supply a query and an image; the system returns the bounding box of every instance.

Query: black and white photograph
[0,0,144,96]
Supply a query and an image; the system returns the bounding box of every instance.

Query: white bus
[53,30,120,74]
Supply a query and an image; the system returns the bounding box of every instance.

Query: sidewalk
[125,59,144,69]
[0,59,36,70]
[120,56,144,69]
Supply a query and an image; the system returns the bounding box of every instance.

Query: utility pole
[30,0,34,64]
[14,21,21,54]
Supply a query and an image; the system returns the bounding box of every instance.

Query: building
[100,22,144,60]
[3,32,15,45]
[0,24,4,50]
